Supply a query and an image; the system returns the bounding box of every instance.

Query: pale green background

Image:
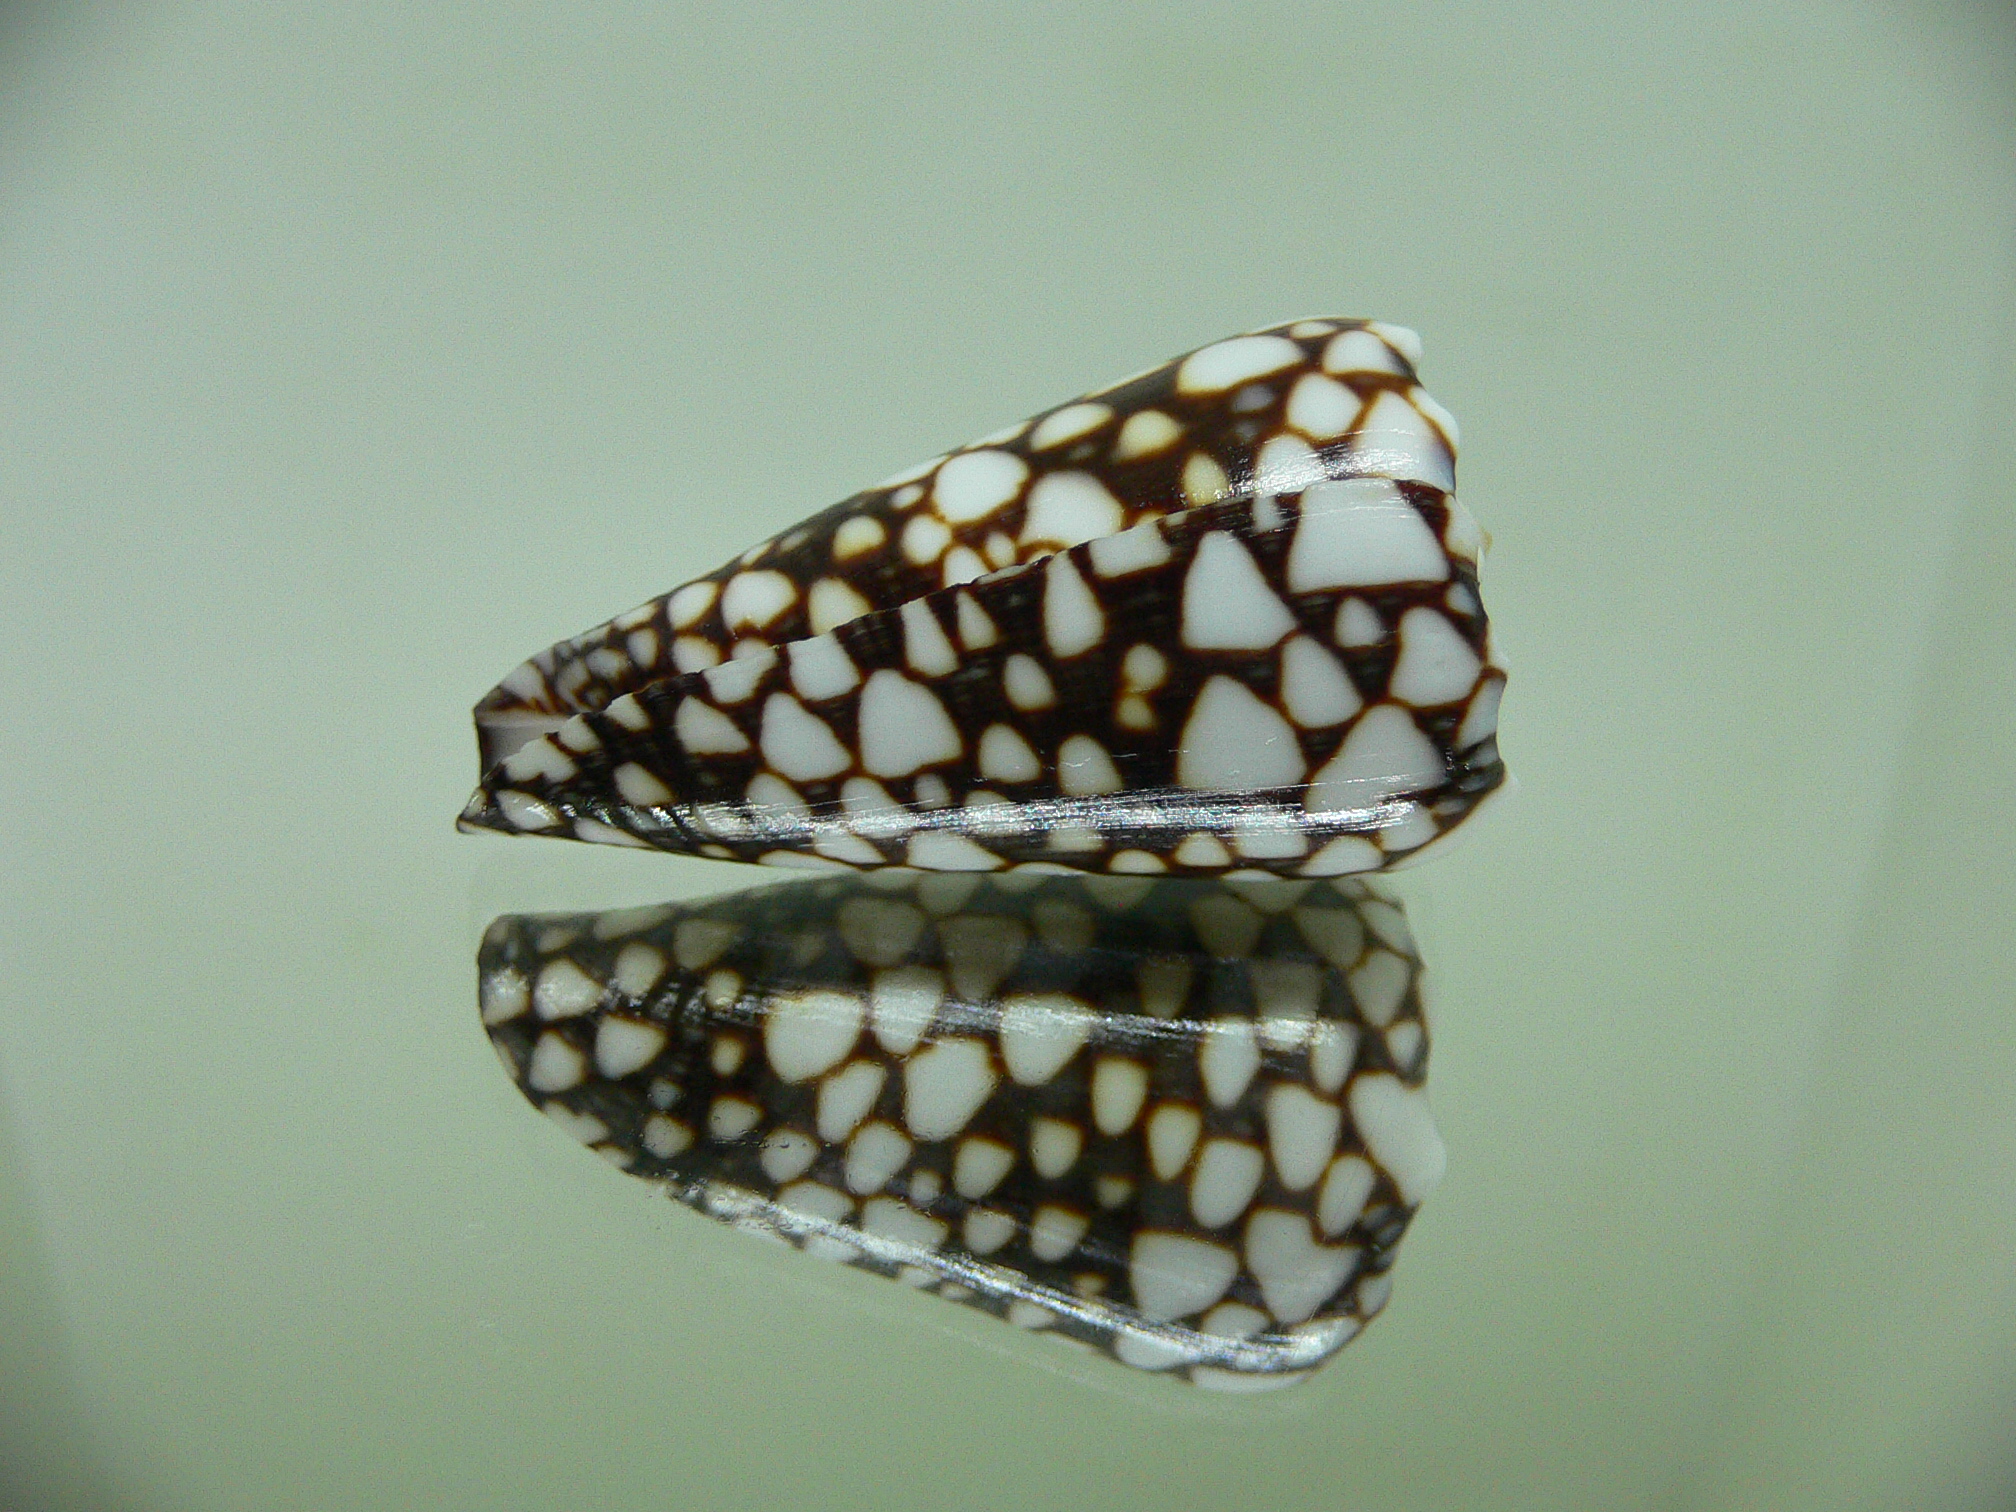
[4,3,2014,1509]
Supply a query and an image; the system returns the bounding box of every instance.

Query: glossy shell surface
[462,320,1504,875]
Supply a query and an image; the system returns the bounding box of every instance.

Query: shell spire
[461,319,1505,877]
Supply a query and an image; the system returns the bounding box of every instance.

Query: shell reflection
[480,871,1442,1390]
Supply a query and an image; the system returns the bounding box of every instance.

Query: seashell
[460,319,1505,875]
[479,870,1442,1389]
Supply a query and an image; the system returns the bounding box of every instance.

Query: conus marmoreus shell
[480,870,1442,1389]
[460,320,1504,876]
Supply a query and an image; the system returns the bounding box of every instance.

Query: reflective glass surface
[4,5,2014,1509]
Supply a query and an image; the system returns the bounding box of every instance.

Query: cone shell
[463,320,1504,876]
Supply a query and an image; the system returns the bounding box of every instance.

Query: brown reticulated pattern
[473,320,1447,744]
[463,320,1502,876]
